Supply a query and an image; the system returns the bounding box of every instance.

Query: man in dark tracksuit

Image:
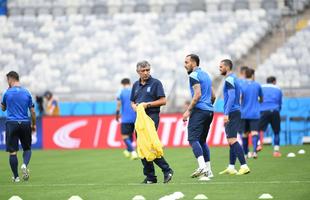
[131,60,173,184]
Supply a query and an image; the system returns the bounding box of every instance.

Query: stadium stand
[0,9,278,102]
[0,0,309,141]
[6,0,310,16]
[256,20,310,93]
[1,0,309,105]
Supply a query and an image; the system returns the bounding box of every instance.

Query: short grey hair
[136,60,151,70]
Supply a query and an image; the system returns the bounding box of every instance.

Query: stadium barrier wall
[42,113,228,149]
[0,98,308,117]
[59,101,116,116]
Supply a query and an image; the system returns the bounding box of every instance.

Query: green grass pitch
[0,145,310,200]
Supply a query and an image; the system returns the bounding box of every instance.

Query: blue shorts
[121,123,135,136]
[241,119,260,132]
[188,108,214,142]
[225,111,241,139]
[6,121,32,152]
[259,110,280,134]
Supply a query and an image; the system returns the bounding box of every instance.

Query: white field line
[1,180,310,187]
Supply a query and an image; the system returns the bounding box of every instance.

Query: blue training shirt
[223,73,241,115]
[240,79,263,119]
[260,84,282,111]
[1,86,34,121]
[117,88,136,123]
[188,67,214,111]
[238,78,247,89]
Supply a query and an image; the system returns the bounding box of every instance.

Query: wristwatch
[146,103,151,108]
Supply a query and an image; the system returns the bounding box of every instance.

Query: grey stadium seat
[23,7,37,16]
[176,0,191,12]
[234,0,249,10]
[261,0,278,11]
[93,3,108,15]
[162,0,177,13]
[121,0,136,13]
[9,7,23,16]
[190,0,206,12]
[80,6,93,15]
[134,0,150,13]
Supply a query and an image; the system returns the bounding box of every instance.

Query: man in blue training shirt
[116,78,138,160]
[238,66,251,153]
[1,71,36,182]
[240,68,263,159]
[218,59,250,175]
[130,60,173,184]
[183,54,216,180]
[259,76,283,157]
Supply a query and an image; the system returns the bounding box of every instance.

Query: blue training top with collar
[260,83,282,111]
[240,79,263,119]
[223,73,241,115]
[117,87,136,123]
[1,86,34,121]
[188,67,214,112]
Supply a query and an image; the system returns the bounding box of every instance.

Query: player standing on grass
[259,76,283,157]
[238,66,251,153]
[131,60,173,184]
[218,59,250,175]
[182,54,215,180]
[240,68,263,159]
[1,71,36,182]
[116,78,138,160]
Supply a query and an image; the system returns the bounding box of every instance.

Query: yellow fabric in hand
[135,104,164,161]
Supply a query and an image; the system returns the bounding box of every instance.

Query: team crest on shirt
[147,86,151,92]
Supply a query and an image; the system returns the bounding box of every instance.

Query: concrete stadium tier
[6,0,310,16]
[0,10,276,102]
[256,21,310,91]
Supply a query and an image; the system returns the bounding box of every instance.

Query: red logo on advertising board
[43,113,228,149]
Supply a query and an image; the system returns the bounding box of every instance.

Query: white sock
[228,164,235,170]
[206,161,211,171]
[21,163,26,169]
[197,156,206,169]
[241,164,248,169]
[274,145,280,152]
